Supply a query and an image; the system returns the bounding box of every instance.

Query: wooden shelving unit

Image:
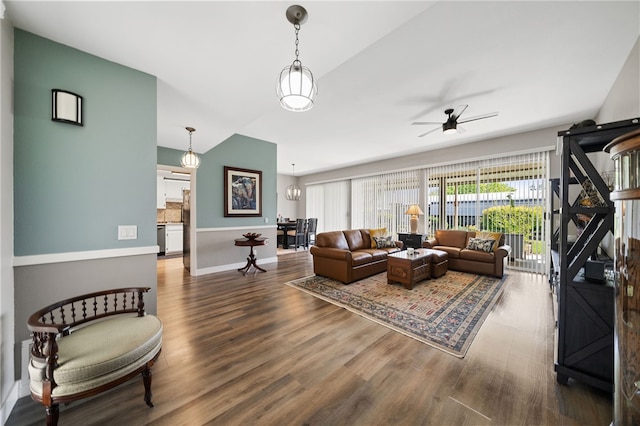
[554,118,640,392]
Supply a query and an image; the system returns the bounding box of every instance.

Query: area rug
[285,271,507,358]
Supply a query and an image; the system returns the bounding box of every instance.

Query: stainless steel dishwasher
[157,225,166,256]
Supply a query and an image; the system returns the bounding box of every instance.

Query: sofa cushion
[344,229,367,251]
[476,231,502,251]
[369,227,387,248]
[433,245,462,259]
[350,250,374,266]
[466,237,496,253]
[373,235,396,248]
[460,248,495,262]
[435,229,468,248]
[316,230,350,250]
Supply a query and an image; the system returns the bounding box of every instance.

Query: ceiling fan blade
[458,112,498,124]
[451,104,468,120]
[457,125,467,134]
[418,127,441,137]
[412,121,442,126]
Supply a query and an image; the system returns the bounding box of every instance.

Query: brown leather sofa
[310,229,402,283]
[422,230,510,278]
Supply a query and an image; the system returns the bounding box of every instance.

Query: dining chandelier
[180,126,200,169]
[286,163,302,201]
[276,5,317,112]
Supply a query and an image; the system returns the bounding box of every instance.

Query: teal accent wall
[196,134,277,228]
[157,146,183,167]
[14,30,157,256]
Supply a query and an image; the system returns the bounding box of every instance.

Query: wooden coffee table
[387,250,431,290]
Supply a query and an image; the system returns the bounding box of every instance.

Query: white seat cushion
[29,314,162,397]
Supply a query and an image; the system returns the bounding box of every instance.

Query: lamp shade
[277,62,317,112]
[405,204,424,216]
[180,150,200,169]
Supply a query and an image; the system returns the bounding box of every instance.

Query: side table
[397,233,426,249]
[234,237,268,275]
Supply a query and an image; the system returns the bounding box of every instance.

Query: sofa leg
[142,368,154,407]
[46,404,59,426]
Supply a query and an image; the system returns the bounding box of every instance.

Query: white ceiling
[5,1,639,175]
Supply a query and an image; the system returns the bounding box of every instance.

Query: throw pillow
[369,227,387,248]
[374,235,397,248]
[466,237,496,253]
[476,231,501,251]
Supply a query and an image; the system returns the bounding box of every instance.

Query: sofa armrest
[395,241,404,250]
[496,244,511,259]
[422,238,437,249]
[310,246,351,261]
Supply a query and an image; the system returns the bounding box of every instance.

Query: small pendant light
[180,126,200,169]
[286,163,301,201]
[276,5,317,112]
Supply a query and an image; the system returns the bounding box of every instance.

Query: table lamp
[405,204,424,234]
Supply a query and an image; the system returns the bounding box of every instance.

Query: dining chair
[306,218,318,247]
[287,218,308,250]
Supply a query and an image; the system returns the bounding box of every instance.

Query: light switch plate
[118,225,137,240]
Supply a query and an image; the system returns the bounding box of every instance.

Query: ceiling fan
[412,105,498,137]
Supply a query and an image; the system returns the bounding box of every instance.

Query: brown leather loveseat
[422,229,510,278]
[310,229,402,283]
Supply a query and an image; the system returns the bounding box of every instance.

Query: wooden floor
[8,252,612,425]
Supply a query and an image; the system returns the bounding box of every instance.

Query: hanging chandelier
[286,163,301,201]
[276,5,317,112]
[180,126,200,169]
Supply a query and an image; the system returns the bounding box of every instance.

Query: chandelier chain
[294,23,300,62]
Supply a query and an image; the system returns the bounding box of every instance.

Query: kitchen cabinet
[165,180,189,201]
[165,224,183,254]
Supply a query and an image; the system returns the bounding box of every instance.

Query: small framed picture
[224,166,262,217]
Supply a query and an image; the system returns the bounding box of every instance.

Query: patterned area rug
[286,270,507,358]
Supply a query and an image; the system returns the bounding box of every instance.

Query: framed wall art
[224,166,262,217]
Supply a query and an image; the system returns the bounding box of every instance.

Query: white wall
[0,9,16,424]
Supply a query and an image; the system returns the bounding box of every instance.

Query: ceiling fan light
[443,121,457,134]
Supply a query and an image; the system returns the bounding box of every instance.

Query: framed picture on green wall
[224,166,262,217]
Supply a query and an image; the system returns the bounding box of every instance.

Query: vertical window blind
[306,180,350,233]
[351,170,422,236]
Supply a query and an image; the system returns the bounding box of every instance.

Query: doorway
[157,165,195,273]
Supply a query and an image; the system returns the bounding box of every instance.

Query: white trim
[13,246,159,267]
[193,256,278,276]
[0,380,19,426]
[196,225,276,233]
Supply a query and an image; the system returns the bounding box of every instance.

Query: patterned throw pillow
[476,231,501,251]
[369,227,388,248]
[374,235,397,248]
[466,237,496,253]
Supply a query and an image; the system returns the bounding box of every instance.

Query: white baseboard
[0,379,20,425]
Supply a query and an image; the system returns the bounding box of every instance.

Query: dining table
[277,221,297,249]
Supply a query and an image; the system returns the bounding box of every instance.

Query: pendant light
[180,126,200,169]
[286,163,301,201]
[276,5,317,112]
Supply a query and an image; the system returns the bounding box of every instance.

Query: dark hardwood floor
[8,251,612,425]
